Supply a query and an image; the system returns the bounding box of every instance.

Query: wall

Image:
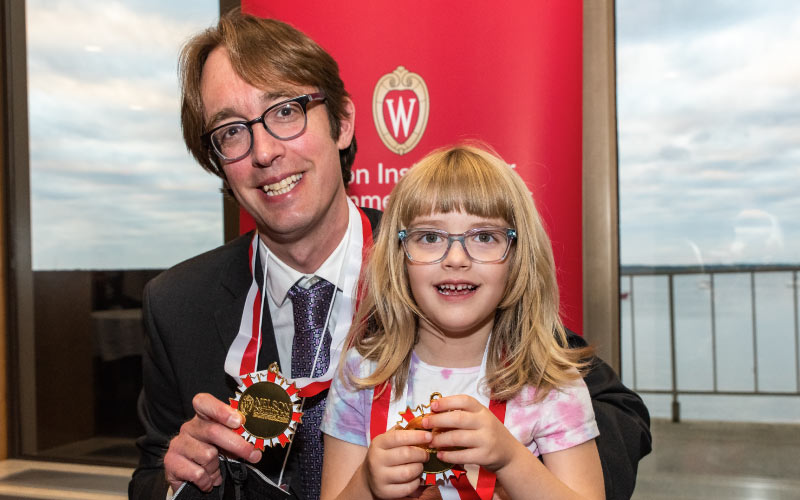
[244,0,586,330]
[32,272,95,450]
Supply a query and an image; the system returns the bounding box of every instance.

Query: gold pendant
[229,363,303,450]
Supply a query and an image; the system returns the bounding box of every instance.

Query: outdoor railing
[620,264,800,422]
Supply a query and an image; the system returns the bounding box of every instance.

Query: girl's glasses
[398,227,516,264]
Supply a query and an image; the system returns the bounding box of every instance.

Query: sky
[617,0,800,266]
[27,0,221,270]
[25,1,800,270]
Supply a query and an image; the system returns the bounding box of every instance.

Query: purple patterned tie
[287,278,334,500]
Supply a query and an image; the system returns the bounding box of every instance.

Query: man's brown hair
[179,9,357,193]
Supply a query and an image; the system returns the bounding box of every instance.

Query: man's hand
[163,393,263,492]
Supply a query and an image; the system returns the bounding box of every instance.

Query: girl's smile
[434,280,478,296]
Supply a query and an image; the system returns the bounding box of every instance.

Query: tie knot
[287,279,335,331]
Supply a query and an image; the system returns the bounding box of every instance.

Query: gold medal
[229,363,303,450]
[398,393,466,484]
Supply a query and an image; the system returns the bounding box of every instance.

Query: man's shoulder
[359,206,382,232]
[358,206,382,239]
[146,232,253,298]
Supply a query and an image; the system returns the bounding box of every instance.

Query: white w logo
[385,97,417,139]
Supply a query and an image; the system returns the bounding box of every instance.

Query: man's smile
[262,173,303,196]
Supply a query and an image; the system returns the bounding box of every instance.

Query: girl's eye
[472,231,499,244]
[415,232,443,244]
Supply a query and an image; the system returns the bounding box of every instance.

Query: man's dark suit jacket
[129,207,651,500]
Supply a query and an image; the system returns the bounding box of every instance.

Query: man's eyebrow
[260,90,297,105]
[205,108,242,130]
[263,90,292,100]
[204,91,298,130]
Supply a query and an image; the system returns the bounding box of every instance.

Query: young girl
[319,145,604,500]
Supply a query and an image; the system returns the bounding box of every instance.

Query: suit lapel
[214,232,280,375]
[214,234,252,359]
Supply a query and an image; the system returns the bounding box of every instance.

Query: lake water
[619,270,800,423]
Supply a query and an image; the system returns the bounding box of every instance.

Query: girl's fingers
[429,395,479,413]
[428,428,477,449]
[382,462,426,484]
[426,395,487,430]
[383,444,430,466]
[423,410,481,432]
[378,429,433,450]
[368,455,425,499]
[436,448,481,467]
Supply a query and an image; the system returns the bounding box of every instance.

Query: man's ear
[336,97,355,149]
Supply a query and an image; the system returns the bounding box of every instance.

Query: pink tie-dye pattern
[557,399,589,429]
[545,400,587,448]
[337,408,366,431]
[322,350,598,465]
[506,387,539,428]
[500,382,598,455]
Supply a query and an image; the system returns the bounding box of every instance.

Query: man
[130,9,651,500]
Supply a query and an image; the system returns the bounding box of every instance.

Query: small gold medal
[398,393,465,484]
[229,363,303,450]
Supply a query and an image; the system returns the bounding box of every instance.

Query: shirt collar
[259,199,358,305]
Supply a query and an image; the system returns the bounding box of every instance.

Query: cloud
[617,1,800,265]
[27,0,221,270]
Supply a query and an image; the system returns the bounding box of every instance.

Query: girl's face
[404,210,512,340]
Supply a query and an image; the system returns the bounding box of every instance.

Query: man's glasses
[398,227,517,264]
[202,93,326,162]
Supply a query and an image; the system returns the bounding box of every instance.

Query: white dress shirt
[258,201,360,379]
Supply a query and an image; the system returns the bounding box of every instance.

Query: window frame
[582,0,621,370]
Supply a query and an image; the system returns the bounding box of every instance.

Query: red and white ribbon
[225,200,374,397]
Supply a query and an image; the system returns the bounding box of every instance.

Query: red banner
[241,0,583,331]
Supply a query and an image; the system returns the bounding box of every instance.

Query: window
[617,1,800,422]
[9,0,220,465]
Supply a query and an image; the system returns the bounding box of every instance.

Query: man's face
[200,47,354,247]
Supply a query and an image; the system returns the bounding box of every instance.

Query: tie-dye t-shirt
[321,349,599,488]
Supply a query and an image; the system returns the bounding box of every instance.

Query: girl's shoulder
[512,370,589,406]
[342,347,377,378]
[505,374,597,451]
[343,346,366,362]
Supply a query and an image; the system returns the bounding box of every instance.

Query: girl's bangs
[398,149,516,226]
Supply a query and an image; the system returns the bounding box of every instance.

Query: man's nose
[250,123,285,167]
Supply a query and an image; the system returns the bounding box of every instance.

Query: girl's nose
[442,239,471,268]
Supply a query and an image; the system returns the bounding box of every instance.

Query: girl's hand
[423,395,524,473]
[365,428,432,499]
[400,485,443,499]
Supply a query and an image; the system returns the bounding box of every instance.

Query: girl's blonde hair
[345,144,591,402]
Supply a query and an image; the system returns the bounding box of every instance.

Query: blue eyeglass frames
[398,227,517,264]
